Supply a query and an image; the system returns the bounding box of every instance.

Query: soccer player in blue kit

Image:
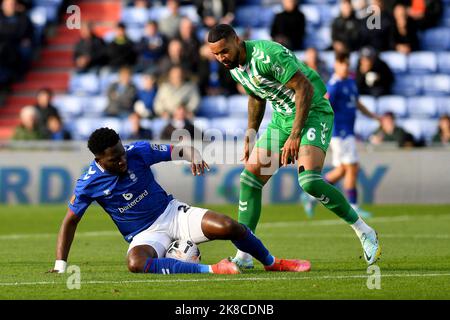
[50,128,311,274]
[301,51,380,219]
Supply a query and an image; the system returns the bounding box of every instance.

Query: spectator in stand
[135,20,167,73]
[158,0,183,39]
[158,38,191,76]
[432,115,450,146]
[106,22,137,70]
[126,112,153,140]
[12,105,47,140]
[407,0,442,30]
[73,21,107,73]
[176,17,201,74]
[154,65,200,119]
[34,88,61,132]
[270,0,305,51]
[45,114,72,141]
[369,112,415,147]
[160,104,202,141]
[391,4,419,53]
[332,0,362,52]
[195,0,236,28]
[0,0,33,77]
[303,47,331,83]
[360,0,394,52]
[198,43,238,96]
[134,72,158,119]
[356,46,394,97]
[104,66,138,117]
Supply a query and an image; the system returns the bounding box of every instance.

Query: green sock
[298,170,359,224]
[238,169,264,232]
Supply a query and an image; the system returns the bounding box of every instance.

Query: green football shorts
[256,99,334,154]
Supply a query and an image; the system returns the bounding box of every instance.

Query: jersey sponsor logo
[128,170,138,183]
[82,167,96,180]
[122,193,133,201]
[150,144,168,152]
[118,190,149,214]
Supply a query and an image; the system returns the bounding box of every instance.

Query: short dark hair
[207,24,237,43]
[335,51,350,63]
[87,127,120,155]
[37,87,53,97]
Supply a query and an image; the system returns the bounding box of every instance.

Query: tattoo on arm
[285,72,314,138]
[247,94,266,138]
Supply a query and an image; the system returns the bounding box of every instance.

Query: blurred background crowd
[0,0,449,148]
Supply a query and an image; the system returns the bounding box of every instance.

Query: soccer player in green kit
[208,24,381,268]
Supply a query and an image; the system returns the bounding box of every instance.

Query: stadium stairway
[0,0,121,140]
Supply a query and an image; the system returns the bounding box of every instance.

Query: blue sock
[346,188,358,205]
[143,258,210,274]
[232,226,275,266]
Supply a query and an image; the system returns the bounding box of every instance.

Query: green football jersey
[229,40,330,117]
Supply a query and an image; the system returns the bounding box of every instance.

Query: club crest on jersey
[128,170,138,183]
[123,193,133,201]
[271,63,284,77]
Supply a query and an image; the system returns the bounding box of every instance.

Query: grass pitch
[0,204,449,300]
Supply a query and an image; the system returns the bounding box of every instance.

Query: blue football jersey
[327,75,359,138]
[68,141,174,243]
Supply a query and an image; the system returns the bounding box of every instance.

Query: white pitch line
[1,273,450,287]
[0,214,449,241]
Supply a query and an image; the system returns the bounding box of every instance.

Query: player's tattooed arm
[242,94,266,163]
[281,71,314,165]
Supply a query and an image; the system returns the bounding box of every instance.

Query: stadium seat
[420,119,439,143]
[126,27,144,42]
[422,74,450,96]
[354,118,379,141]
[437,52,450,73]
[148,6,169,21]
[72,117,122,140]
[210,118,248,139]
[83,95,108,117]
[69,73,101,95]
[259,6,278,28]
[192,117,211,132]
[250,28,271,40]
[100,72,118,93]
[420,28,450,51]
[227,95,248,117]
[301,5,321,27]
[150,118,169,140]
[304,27,331,50]
[380,51,408,74]
[406,96,438,118]
[178,5,201,24]
[398,118,438,143]
[377,95,408,118]
[392,75,422,97]
[407,52,437,74]
[197,96,229,118]
[132,74,145,90]
[52,95,84,118]
[121,7,149,27]
[358,95,377,114]
[235,6,262,28]
[436,97,450,116]
[320,51,335,73]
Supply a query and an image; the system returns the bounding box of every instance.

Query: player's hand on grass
[281,135,301,166]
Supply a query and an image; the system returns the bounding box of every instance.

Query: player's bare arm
[243,94,266,163]
[357,100,381,122]
[172,145,210,176]
[281,71,314,166]
[48,210,81,273]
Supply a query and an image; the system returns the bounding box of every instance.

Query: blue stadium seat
[192,117,211,132]
[304,27,331,50]
[420,28,450,51]
[380,51,408,74]
[407,51,437,74]
[151,118,169,140]
[259,6,278,28]
[210,118,248,139]
[301,5,321,27]
[319,4,339,26]
[320,51,335,73]
[407,96,438,118]
[392,75,422,96]
[354,118,379,141]
[72,117,123,140]
[419,119,440,143]
[398,119,438,143]
[228,95,248,117]
[377,95,408,118]
[52,95,84,118]
[179,5,201,24]
[197,96,229,118]
[250,28,271,40]
[148,6,169,22]
[436,97,450,116]
[121,7,149,27]
[235,6,262,28]
[437,52,450,73]
[83,96,108,117]
[126,27,144,42]
[358,95,377,115]
[132,74,145,90]
[69,73,101,95]
[100,72,118,93]
[423,74,450,96]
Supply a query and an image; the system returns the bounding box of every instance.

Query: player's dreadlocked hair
[207,24,237,43]
[87,127,120,155]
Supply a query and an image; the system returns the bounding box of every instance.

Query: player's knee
[298,176,323,198]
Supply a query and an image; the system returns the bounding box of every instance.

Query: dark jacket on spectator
[74,35,107,69]
[270,7,306,51]
[106,37,137,68]
[356,58,395,96]
[105,82,138,117]
[331,12,362,51]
